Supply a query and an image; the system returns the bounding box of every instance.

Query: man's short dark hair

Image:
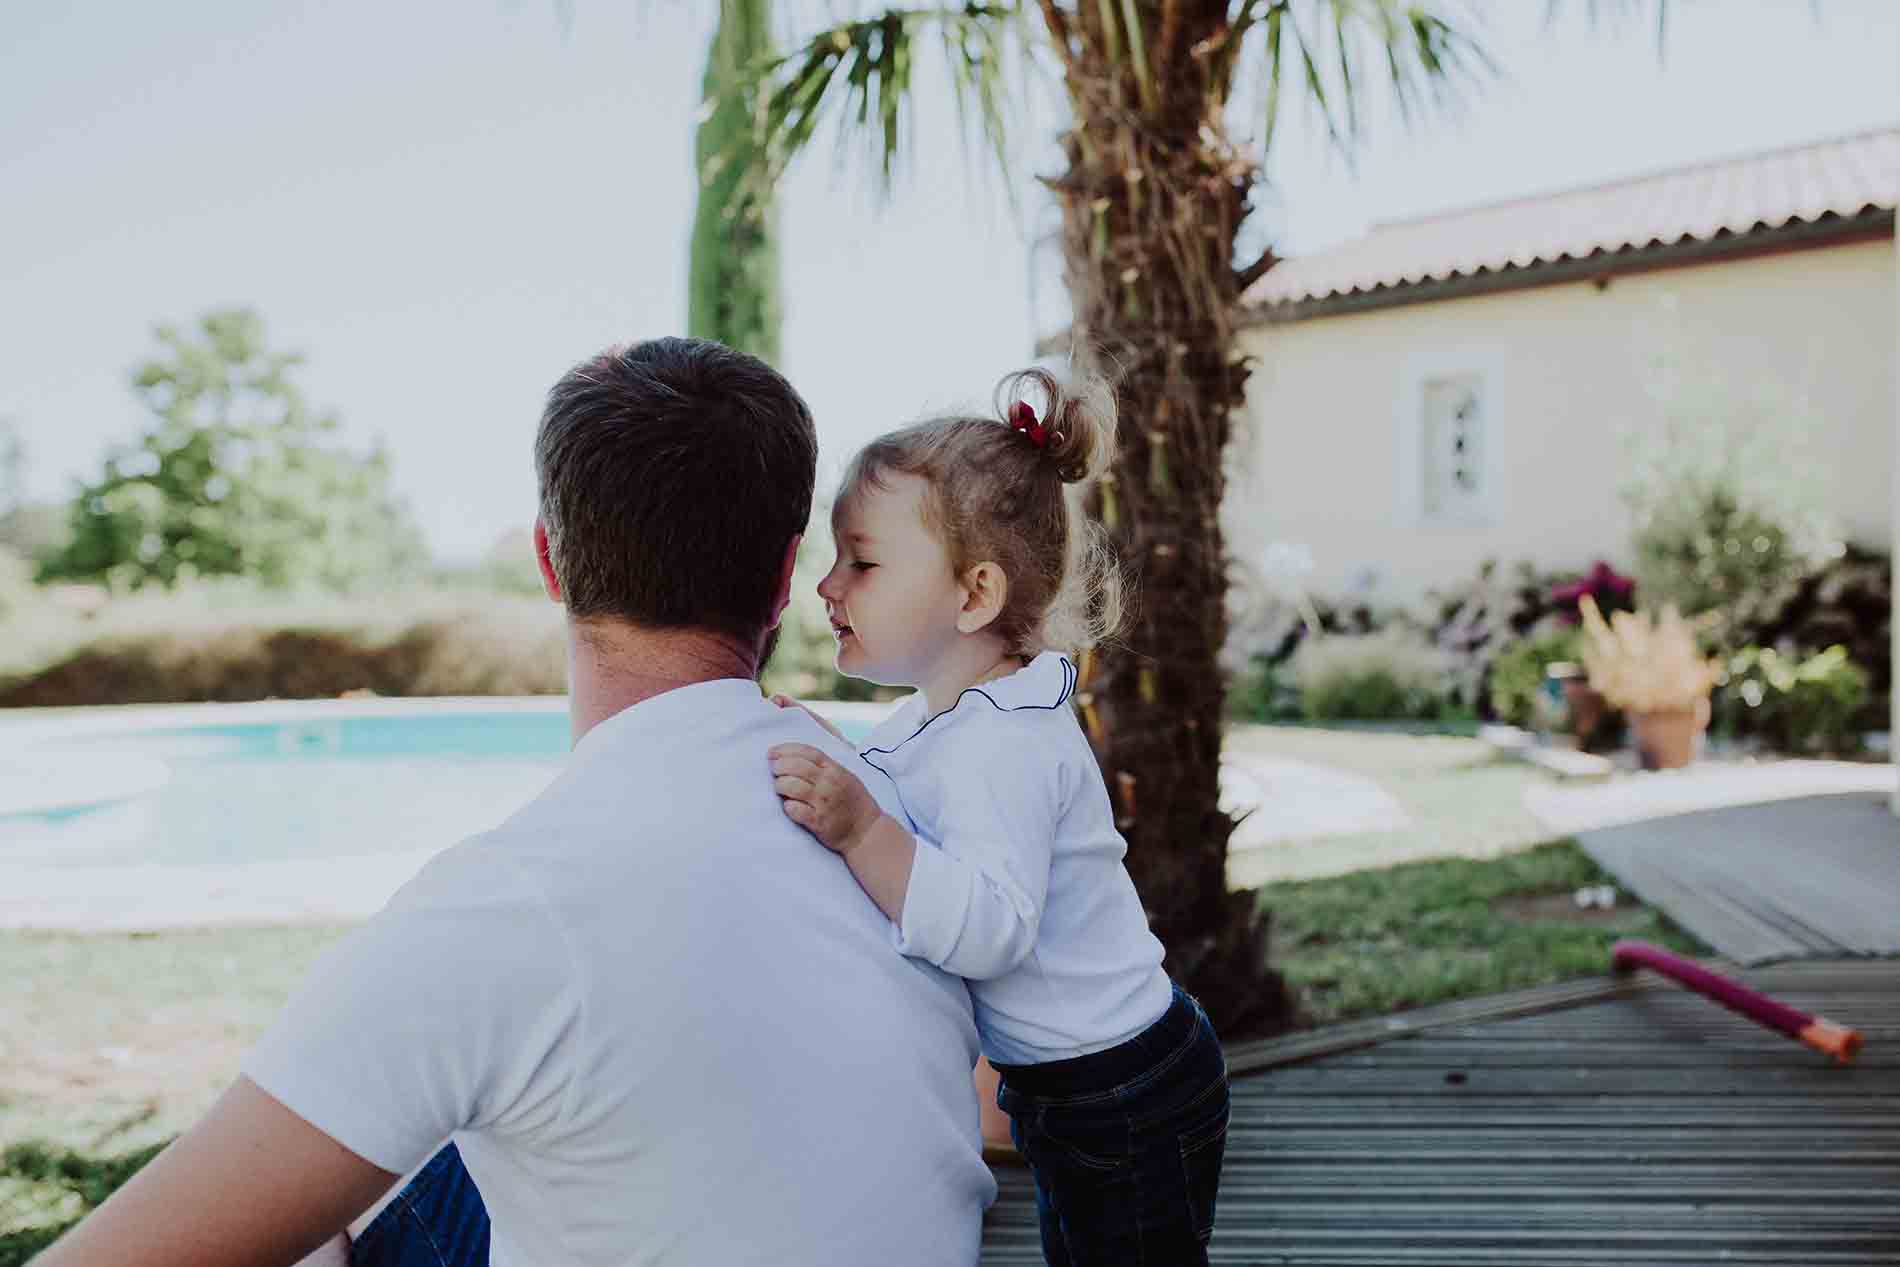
[535,337,817,641]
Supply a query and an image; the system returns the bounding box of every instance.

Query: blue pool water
[1,708,871,870]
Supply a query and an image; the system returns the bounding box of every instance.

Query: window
[1419,374,1485,521]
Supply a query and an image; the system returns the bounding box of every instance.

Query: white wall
[1231,237,1897,605]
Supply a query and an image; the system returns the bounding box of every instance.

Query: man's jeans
[351,1142,489,1267]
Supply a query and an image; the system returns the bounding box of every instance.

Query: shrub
[0,591,566,706]
[1224,589,1389,675]
[1487,625,1585,728]
[1620,390,1833,647]
[1713,644,1870,756]
[0,546,32,621]
[1423,558,1626,718]
[1737,544,1890,728]
[1288,629,1457,723]
[1225,654,1301,722]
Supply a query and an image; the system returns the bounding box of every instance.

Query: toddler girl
[767,368,1230,1266]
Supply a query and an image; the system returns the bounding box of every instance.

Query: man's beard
[754,623,782,683]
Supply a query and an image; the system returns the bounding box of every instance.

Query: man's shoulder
[380,830,554,924]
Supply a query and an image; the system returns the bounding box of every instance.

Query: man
[42,337,996,1267]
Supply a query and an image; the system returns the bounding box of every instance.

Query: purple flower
[1550,561,1636,623]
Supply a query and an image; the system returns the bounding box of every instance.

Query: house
[1227,127,1898,607]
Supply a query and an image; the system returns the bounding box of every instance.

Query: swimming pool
[0,699,879,876]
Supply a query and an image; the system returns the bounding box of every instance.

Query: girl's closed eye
[852,561,877,572]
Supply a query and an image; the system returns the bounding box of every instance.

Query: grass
[1266,839,1709,1026]
[0,926,349,1155]
[0,926,348,1263]
[0,1142,167,1267]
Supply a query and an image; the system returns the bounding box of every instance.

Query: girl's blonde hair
[835,367,1125,658]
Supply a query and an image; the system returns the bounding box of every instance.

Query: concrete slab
[1221,757,1413,848]
[1525,760,1896,837]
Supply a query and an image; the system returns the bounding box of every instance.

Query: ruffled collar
[867,652,1076,759]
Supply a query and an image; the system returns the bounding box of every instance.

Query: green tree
[0,416,22,520]
[718,0,1670,1032]
[688,0,782,362]
[40,309,427,592]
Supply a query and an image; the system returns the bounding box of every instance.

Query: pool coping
[0,693,908,930]
[0,694,896,744]
[0,694,898,822]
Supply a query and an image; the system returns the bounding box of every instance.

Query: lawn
[1268,839,1706,1026]
[1,725,1708,1257]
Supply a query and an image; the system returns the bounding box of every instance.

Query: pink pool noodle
[1611,940,1862,1064]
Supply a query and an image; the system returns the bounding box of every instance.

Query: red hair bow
[1008,400,1048,449]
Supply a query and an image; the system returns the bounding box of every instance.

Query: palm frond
[1544,0,1675,59]
[1243,2,1495,163]
[743,5,1027,193]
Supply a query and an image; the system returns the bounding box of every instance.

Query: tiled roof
[1244,128,1899,313]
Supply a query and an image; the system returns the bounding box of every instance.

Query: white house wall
[1230,236,1897,605]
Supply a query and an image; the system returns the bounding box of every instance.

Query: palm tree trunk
[1050,2,1293,1037]
[689,0,781,363]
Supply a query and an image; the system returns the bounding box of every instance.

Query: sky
[3,1,1895,561]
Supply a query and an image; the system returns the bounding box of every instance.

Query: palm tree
[688,0,781,360]
[721,1,1666,1034]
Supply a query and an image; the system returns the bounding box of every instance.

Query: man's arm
[37,1076,397,1267]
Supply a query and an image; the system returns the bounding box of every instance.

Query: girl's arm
[832,812,916,922]
[768,742,914,921]
[768,739,1056,981]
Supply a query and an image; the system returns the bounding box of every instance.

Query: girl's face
[818,474,967,687]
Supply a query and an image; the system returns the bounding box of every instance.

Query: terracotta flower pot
[1632,699,1710,771]
[1561,679,1609,745]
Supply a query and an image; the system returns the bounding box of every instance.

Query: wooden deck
[1577,791,1900,964]
[980,959,1900,1265]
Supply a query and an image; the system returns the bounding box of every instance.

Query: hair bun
[995,367,1116,485]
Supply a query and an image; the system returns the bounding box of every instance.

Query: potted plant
[1540,562,1637,750]
[1578,596,1718,770]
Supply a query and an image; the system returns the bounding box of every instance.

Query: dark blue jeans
[992,984,1231,1267]
[350,1141,489,1267]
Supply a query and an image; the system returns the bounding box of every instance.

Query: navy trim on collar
[857,655,1075,829]
[861,649,1071,763]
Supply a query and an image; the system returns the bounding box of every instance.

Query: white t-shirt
[864,653,1172,1066]
[243,678,995,1267]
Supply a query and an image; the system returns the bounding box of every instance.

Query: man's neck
[565,619,760,746]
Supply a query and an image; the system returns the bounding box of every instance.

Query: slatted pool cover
[1576,791,1900,965]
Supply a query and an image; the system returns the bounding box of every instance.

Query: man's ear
[956,561,1007,635]
[533,517,562,604]
[769,533,803,629]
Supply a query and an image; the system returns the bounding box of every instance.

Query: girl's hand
[768,743,882,854]
[768,693,849,743]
